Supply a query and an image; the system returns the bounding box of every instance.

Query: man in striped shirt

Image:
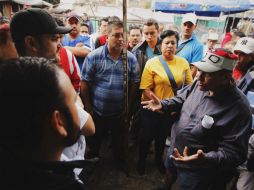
[80,19,140,172]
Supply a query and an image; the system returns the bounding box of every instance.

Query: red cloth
[99,34,107,46]
[59,47,80,92]
[221,33,232,48]
[232,67,244,81]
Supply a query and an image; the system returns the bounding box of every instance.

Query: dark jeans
[86,113,128,163]
[138,108,172,167]
[177,167,236,190]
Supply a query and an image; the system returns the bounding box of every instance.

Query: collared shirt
[234,66,254,95]
[81,44,140,116]
[132,39,161,72]
[145,46,157,60]
[177,34,203,64]
[161,80,251,170]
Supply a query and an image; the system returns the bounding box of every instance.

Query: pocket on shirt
[190,122,212,139]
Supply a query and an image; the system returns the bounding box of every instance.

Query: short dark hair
[235,32,246,38]
[13,39,25,56]
[81,22,89,28]
[99,17,108,26]
[143,18,159,31]
[14,34,47,57]
[108,16,121,23]
[128,24,142,34]
[160,30,179,44]
[107,18,123,34]
[0,57,66,149]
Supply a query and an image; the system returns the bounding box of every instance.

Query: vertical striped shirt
[81,45,140,116]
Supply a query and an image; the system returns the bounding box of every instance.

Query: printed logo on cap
[241,39,248,45]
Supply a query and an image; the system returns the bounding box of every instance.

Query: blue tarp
[153,0,252,17]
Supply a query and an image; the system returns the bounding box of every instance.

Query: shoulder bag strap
[176,38,193,54]
[159,55,178,95]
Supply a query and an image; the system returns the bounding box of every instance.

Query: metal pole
[122,0,130,176]
[122,0,128,118]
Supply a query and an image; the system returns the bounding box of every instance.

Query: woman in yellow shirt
[137,30,193,175]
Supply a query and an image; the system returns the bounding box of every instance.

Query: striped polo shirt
[81,44,140,116]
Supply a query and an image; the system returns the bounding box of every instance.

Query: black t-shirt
[0,153,87,190]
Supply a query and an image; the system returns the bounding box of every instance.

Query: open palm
[170,146,204,163]
[141,93,162,111]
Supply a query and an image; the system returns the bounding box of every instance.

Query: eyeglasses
[111,33,123,38]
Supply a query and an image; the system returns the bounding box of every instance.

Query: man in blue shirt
[62,13,91,70]
[177,13,203,78]
[80,19,140,173]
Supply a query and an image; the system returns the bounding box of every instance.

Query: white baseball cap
[233,37,254,54]
[182,13,197,25]
[193,49,238,73]
[208,33,219,41]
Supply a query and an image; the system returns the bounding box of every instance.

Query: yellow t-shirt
[140,56,193,101]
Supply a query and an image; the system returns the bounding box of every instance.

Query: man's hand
[75,42,84,47]
[170,146,204,163]
[141,93,162,112]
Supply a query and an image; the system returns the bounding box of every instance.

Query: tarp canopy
[57,3,174,24]
[12,0,41,4]
[153,0,252,17]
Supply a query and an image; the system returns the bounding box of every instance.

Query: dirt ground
[84,139,235,190]
[85,140,177,190]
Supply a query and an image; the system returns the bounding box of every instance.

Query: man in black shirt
[0,57,86,190]
[143,49,251,190]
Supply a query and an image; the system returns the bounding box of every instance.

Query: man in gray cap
[143,48,251,190]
